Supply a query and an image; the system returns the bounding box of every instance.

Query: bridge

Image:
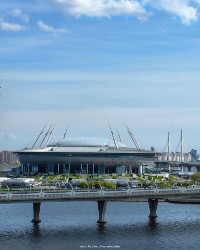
[156,130,200,173]
[1,186,200,224]
[155,160,200,172]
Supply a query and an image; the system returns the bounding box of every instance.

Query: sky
[1,0,200,152]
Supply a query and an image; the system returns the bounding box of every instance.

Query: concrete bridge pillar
[181,166,184,173]
[97,200,107,224]
[58,164,60,174]
[148,199,158,218]
[168,163,171,172]
[93,163,95,175]
[81,163,83,172]
[27,164,30,177]
[138,165,143,175]
[21,163,24,173]
[31,202,41,223]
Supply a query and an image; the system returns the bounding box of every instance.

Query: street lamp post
[68,183,74,197]
[127,182,131,195]
[96,183,103,197]
[155,181,158,193]
[6,185,10,199]
[124,180,131,195]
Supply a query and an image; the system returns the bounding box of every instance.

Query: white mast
[116,129,123,144]
[55,125,68,148]
[167,132,170,161]
[125,124,140,150]
[63,125,68,139]
[45,124,56,147]
[181,129,183,162]
[32,123,48,148]
[109,124,117,148]
[40,124,52,148]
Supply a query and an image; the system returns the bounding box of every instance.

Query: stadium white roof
[48,137,127,148]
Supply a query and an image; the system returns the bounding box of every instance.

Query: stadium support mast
[45,124,56,147]
[40,124,53,148]
[125,124,140,150]
[116,129,123,144]
[109,124,117,148]
[32,123,48,148]
[55,125,68,148]
[63,125,68,139]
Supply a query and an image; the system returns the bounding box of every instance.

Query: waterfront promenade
[1,186,200,224]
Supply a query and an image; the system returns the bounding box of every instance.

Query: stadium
[14,125,157,175]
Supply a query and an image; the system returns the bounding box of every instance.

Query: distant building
[157,152,191,163]
[190,149,198,162]
[0,151,19,165]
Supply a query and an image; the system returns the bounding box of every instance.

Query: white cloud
[48,0,200,24]
[50,0,148,19]
[0,19,27,31]
[37,20,69,34]
[10,8,30,23]
[143,0,198,25]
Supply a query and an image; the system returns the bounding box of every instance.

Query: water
[0,201,200,250]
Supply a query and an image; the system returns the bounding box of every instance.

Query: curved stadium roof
[48,137,127,148]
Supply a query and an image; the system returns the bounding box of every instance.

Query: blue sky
[1,0,200,152]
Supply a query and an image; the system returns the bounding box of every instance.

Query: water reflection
[31,224,41,238]
[97,223,106,234]
[148,217,158,231]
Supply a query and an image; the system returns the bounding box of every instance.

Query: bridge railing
[1,187,200,201]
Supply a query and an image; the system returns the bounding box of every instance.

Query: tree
[191,173,200,183]
[78,182,88,188]
[94,180,104,188]
[104,181,116,189]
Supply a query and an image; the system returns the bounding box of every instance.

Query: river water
[0,201,200,250]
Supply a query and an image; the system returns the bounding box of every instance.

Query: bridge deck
[1,187,200,203]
